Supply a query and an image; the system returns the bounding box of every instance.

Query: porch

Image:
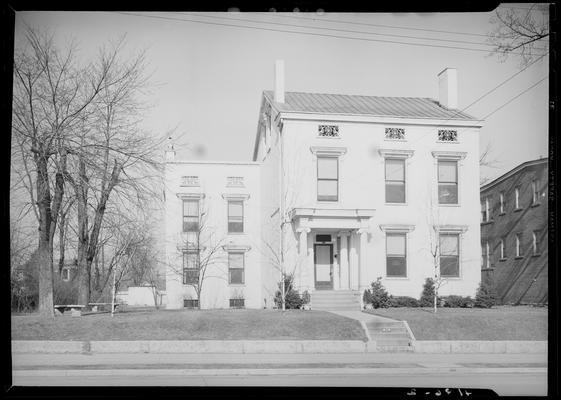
[290,207,375,300]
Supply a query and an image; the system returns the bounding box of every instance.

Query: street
[11,352,548,396]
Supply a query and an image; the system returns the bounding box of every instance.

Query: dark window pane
[386,182,405,203]
[438,184,458,204]
[228,221,243,233]
[183,269,199,285]
[229,269,244,284]
[440,256,459,277]
[386,256,406,277]
[183,218,199,232]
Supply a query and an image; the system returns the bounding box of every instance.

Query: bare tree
[12,27,122,316]
[488,4,549,67]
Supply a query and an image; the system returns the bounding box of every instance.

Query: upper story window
[181,176,200,187]
[385,159,406,203]
[438,129,458,142]
[439,233,460,277]
[183,251,199,285]
[514,187,520,209]
[318,125,339,138]
[438,160,458,204]
[500,238,506,260]
[227,176,245,188]
[532,231,539,255]
[515,233,522,257]
[61,268,70,281]
[228,200,244,233]
[532,179,540,205]
[499,192,505,214]
[228,252,245,285]
[481,197,490,222]
[317,156,338,201]
[385,127,405,140]
[182,200,199,232]
[386,233,407,277]
[481,240,490,269]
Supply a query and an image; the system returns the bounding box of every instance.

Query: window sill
[531,203,541,208]
[514,208,523,212]
[441,276,461,280]
[228,232,246,235]
[439,203,461,207]
[481,267,494,271]
[514,256,524,260]
[385,202,408,206]
[499,258,507,262]
[532,253,541,258]
[480,220,494,226]
[385,276,409,280]
[229,284,246,287]
[499,212,506,216]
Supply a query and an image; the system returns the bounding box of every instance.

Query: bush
[274,274,304,309]
[301,290,311,305]
[419,277,436,307]
[364,277,391,309]
[389,296,419,307]
[441,295,474,308]
[474,279,497,308]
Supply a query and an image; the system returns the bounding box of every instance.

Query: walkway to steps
[329,310,414,352]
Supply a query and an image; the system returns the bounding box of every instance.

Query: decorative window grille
[385,128,405,140]
[229,298,245,308]
[226,176,245,187]
[184,299,199,308]
[181,176,200,187]
[438,130,458,142]
[318,125,339,137]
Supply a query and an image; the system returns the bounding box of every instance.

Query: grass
[11,308,367,341]
[364,306,548,340]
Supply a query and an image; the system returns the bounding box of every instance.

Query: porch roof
[290,207,375,231]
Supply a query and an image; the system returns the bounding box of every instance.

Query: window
[481,241,490,268]
[385,159,406,203]
[515,233,522,257]
[499,192,505,214]
[439,234,460,277]
[183,251,199,285]
[532,179,540,204]
[61,268,70,281]
[183,200,199,232]
[481,198,490,222]
[229,298,245,308]
[317,156,338,201]
[500,238,506,260]
[386,233,407,277]
[228,252,245,284]
[228,200,244,233]
[532,231,539,255]
[438,160,458,204]
[184,299,199,308]
[515,187,520,209]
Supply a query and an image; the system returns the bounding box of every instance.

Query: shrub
[474,279,497,308]
[419,277,436,307]
[441,295,474,308]
[365,277,391,309]
[301,290,311,305]
[274,274,304,309]
[389,296,419,307]
[362,289,372,306]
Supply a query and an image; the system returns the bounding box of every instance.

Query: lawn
[365,306,548,340]
[11,309,367,341]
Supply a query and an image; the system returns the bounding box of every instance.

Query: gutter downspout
[279,117,285,311]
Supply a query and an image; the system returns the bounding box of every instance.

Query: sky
[14,5,549,184]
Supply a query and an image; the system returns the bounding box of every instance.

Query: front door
[314,244,333,290]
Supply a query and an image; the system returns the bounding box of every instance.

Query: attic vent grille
[438,130,458,141]
[385,128,405,140]
[181,176,200,187]
[318,125,339,137]
[227,176,245,187]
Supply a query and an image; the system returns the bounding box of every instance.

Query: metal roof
[263,90,478,120]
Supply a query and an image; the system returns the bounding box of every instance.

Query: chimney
[438,68,458,110]
[165,137,175,162]
[274,60,285,103]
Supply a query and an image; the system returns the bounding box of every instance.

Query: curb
[12,340,372,354]
[413,340,547,354]
[12,340,547,355]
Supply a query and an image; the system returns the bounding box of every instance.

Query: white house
[164,61,483,310]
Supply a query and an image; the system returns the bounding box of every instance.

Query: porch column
[349,232,359,290]
[296,227,311,292]
[338,231,350,289]
[358,228,368,292]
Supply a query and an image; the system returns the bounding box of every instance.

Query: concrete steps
[311,290,361,311]
[364,319,413,352]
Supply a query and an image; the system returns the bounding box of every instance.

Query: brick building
[480,158,548,305]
